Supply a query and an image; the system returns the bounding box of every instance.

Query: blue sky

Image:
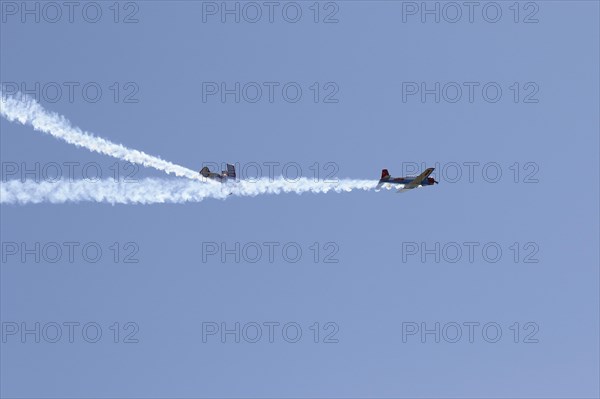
[1,1,599,398]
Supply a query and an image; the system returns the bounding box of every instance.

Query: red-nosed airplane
[376,167,438,193]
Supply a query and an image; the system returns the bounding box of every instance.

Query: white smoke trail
[0,178,381,205]
[0,92,202,180]
[1,92,389,204]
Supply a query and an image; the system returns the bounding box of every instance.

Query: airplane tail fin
[226,164,236,180]
[381,169,390,180]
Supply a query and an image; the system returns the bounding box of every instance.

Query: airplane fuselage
[379,176,437,187]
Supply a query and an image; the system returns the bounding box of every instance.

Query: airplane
[376,167,438,193]
[199,163,236,183]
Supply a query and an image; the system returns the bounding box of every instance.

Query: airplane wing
[398,168,435,191]
[199,166,211,178]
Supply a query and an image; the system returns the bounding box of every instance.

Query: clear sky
[1,1,599,398]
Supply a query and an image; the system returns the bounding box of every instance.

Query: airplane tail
[376,169,390,190]
[226,164,236,180]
